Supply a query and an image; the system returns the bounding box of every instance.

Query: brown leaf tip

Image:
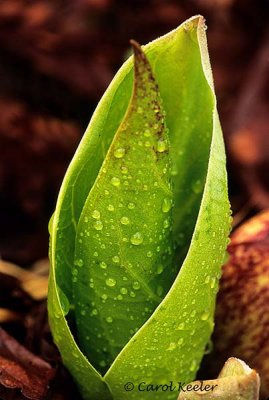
[130,39,147,63]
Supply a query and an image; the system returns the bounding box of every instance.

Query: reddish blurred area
[1,0,269,265]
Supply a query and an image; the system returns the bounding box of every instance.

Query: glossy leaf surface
[48,15,230,400]
[73,42,175,371]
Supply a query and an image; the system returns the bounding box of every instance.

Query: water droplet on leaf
[130,232,143,245]
[128,202,135,210]
[92,210,100,219]
[192,179,203,194]
[162,198,171,213]
[111,177,120,187]
[120,216,130,225]
[94,220,103,230]
[100,261,107,269]
[114,148,126,158]
[106,278,116,287]
[133,282,141,290]
[74,259,84,267]
[157,139,167,153]
[157,265,164,274]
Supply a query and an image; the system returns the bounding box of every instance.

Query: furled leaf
[73,41,175,372]
[48,15,230,400]
[104,30,230,398]
[177,358,260,399]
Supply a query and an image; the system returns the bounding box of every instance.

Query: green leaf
[48,15,231,400]
[47,274,112,400]
[104,46,230,399]
[177,358,260,399]
[73,41,175,372]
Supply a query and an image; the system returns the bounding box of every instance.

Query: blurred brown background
[1,0,269,267]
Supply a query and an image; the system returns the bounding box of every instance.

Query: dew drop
[101,294,108,300]
[84,216,89,223]
[157,139,167,153]
[130,232,143,245]
[120,216,130,225]
[157,264,164,274]
[133,282,141,290]
[190,360,197,372]
[162,198,172,213]
[178,338,184,345]
[147,251,153,258]
[114,148,125,158]
[121,166,128,174]
[120,287,128,295]
[171,166,178,176]
[74,259,84,267]
[92,210,100,219]
[192,179,203,194]
[107,204,114,212]
[106,316,113,323]
[191,310,196,318]
[130,291,136,298]
[57,286,70,316]
[163,219,170,229]
[167,342,176,351]
[210,277,216,289]
[94,220,103,231]
[100,262,107,269]
[144,129,151,137]
[99,360,106,368]
[156,285,163,296]
[117,294,123,300]
[106,278,116,287]
[111,177,120,187]
[201,309,210,321]
[112,255,120,264]
[177,322,185,330]
[128,202,135,210]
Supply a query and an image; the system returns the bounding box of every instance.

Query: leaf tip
[129,39,145,62]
